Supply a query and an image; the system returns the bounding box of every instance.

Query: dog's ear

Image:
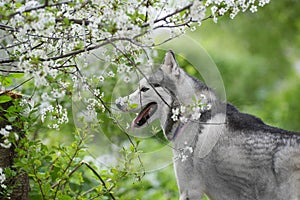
[161,50,180,76]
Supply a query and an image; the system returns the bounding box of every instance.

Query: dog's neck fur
[161,69,223,142]
[151,52,220,140]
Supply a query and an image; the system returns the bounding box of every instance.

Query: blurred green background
[191,0,300,132]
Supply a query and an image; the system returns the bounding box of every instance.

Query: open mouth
[133,102,158,127]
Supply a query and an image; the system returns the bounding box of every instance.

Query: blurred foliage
[189,0,300,132]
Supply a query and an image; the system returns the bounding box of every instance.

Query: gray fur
[116,51,300,200]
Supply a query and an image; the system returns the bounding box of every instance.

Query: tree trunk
[0,91,30,200]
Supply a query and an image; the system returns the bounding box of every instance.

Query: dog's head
[116,51,182,129]
[116,50,214,139]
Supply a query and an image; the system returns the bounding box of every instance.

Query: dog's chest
[198,133,279,199]
[173,114,226,158]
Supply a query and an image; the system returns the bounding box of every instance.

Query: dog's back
[198,104,300,200]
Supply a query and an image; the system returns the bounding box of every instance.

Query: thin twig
[141,2,193,28]
[109,41,172,109]
[0,69,24,74]
[32,162,46,200]
[11,77,33,91]
[0,24,15,31]
[52,133,84,199]
[51,160,116,200]
[9,1,73,18]
[81,161,116,200]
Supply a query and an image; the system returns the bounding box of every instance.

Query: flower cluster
[206,0,270,22]
[171,94,212,123]
[190,1,207,22]
[41,104,69,130]
[0,167,6,189]
[0,125,16,149]
[178,141,194,162]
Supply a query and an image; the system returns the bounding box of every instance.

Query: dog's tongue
[131,105,152,130]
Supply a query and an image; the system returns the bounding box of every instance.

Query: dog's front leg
[174,158,204,200]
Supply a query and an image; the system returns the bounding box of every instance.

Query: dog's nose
[115,97,129,111]
[116,101,127,111]
[116,102,123,110]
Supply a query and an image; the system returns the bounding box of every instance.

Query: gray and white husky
[116,51,300,200]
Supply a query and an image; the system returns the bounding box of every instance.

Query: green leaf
[1,76,13,87]
[7,116,17,122]
[59,194,73,200]
[34,159,42,167]
[9,73,24,79]
[129,103,138,109]
[0,95,12,103]
[111,168,118,175]
[130,145,135,152]
[63,17,70,26]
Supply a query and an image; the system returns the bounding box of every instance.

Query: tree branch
[0,69,24,74]
[9,1,73,18]
[141,2,193,28]
[81,161,116,200]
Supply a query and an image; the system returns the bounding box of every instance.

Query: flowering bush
[0,0,269,129]
[0,0,270,199]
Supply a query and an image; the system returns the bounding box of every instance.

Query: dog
[116,50,300,200]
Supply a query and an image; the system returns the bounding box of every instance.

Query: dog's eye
[152,83,161,87]
[140,87,149,92]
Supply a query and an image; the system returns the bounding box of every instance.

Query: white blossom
[98,76,105,82]
[5,125,12,131]
[0,167,5,185]
[126,66,133,73]
[172,108,180,116]
[181,154,188,162]
[218,7,228,16]
[179,145,194,162]
[115,96,128,107]
[107,71,115,78]
[179,116,188,123]
[250,5,258,13]
[41,104,68,129]
[94,89,101,97]
[0,124,12,147]
[51,89,65,99]
[191,107,201,120]
[14,133,19,141]
[190,26,197,32]
[258,0,270,6]
[0,139,11,149]
[180,106,186,113]
[0,128,9,137]
[190,1,206,22]
[211,6,218,14]
[171,108,180,121]
[16,1,40,13]
[123,76,131,83]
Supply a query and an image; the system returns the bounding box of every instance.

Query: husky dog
[116,51,300,200]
